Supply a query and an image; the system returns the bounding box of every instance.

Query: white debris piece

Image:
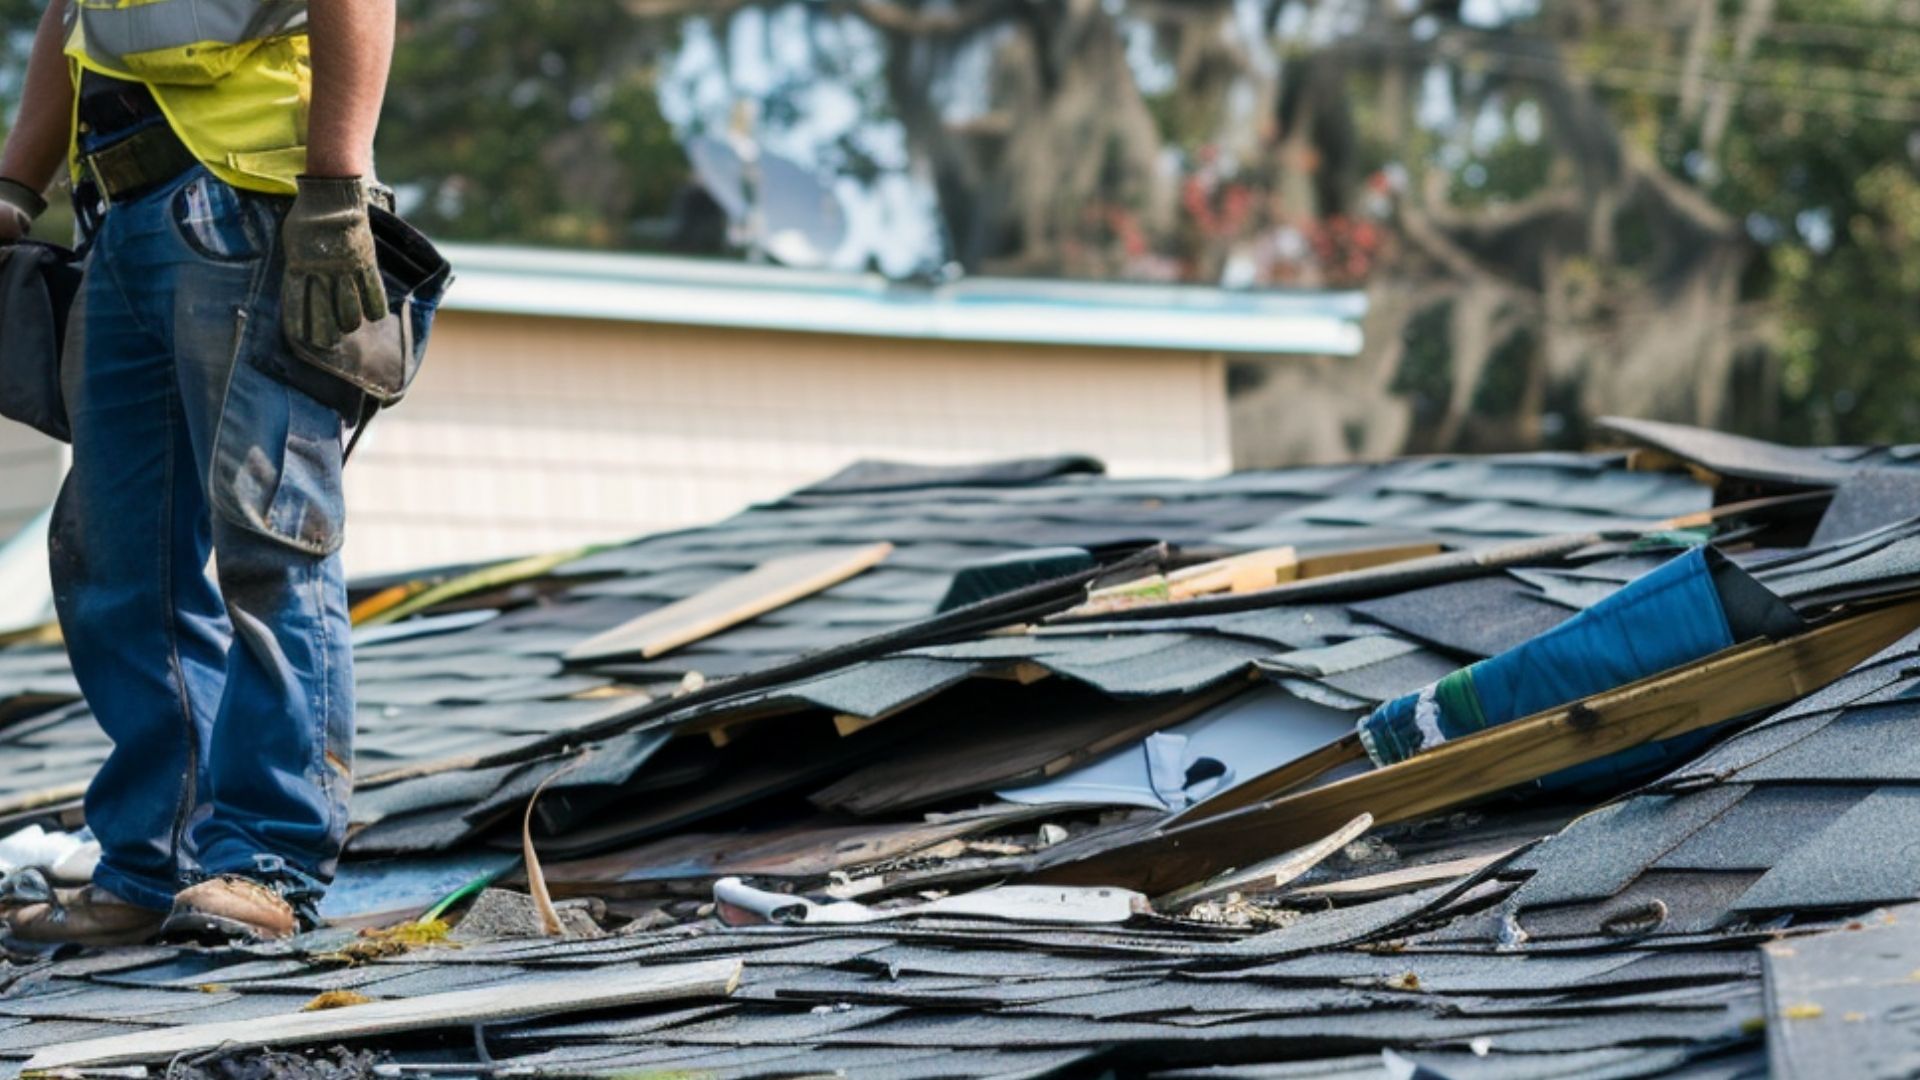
[0,824,101,883]
[713,877,1145,927]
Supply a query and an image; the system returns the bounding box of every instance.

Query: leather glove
[0,177,45,243]
[281,175,388,354]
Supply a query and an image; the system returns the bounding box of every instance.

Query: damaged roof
[1,420,1918,1078]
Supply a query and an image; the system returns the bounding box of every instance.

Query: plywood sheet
[565,544,894,663]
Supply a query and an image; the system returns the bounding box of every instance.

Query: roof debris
[2,419,1919,1076]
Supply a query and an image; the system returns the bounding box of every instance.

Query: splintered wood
[1033,597,1920,895]
[1070,543,1443,616]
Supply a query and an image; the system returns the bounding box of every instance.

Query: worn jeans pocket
[168,172,264,265]
[210,307,348,557]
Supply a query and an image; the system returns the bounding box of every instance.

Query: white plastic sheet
[997,684,1362,811]
[0,824,99,883]
[714,877,1143,927]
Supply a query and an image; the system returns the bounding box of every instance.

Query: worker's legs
[51,176,232,913]
[157,169,356,914]
[51,165,353,921]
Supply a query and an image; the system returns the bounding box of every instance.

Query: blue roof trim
[436,244,1368,356]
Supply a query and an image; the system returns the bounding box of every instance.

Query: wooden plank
[833,712,885,737]
[1072,543,1444,618]
[831,660,1045,740]
[1048,494,1827,630]
[359,546,600,628]
[1170,733,1368,826]
[1295,542,1445,578]
[0,782,88,819]
[1285,849,1514,902]
[564,543,894,663]
[1031,598,1920,894]
[25,958,743,1070]
[1167,546,1300,598]
[1157,813,1372,911]
[349,581,427,626]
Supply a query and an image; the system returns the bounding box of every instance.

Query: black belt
[80,122,199,206]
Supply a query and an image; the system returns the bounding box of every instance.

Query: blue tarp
[1358,547,1742,792]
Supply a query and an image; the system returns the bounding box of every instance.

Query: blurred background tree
[1,0,1914,455]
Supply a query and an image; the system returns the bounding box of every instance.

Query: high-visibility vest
[64,0,311,195]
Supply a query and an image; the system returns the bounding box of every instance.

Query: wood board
[1284,849,1514,902]
[1072,543,1447,617]
[26,958,742,1070]
[1030,597,1920,894]
[1157,812,1372,910]
[564,543,894,663]
[358,546,599,628]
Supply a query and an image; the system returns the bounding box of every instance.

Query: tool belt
[272,206,454,456]
[81,123,198,206]
[77,73,196,206]
[50,73,455,458]
[0,241,84,443]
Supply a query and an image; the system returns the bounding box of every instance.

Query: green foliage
[1668,0,1920,443]
[1472,326,1535,420]
[1,1,71,240]
[0,0,1915,445]
[378,0,690,250]
[0,0,42,127]
[1771,162,1920,441]
[1393,301,1455,442]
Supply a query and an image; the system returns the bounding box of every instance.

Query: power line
[1326,33,1920,125]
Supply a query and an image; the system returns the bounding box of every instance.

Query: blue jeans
[50,164,354,911]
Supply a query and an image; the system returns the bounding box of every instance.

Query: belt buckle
[94,174,114,211]
[80,153,114,210]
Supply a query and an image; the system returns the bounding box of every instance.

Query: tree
[3,0,1914,452]
[378,0,691,249]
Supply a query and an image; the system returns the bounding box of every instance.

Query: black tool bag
[281,207,452,454]
[0,240,84,444]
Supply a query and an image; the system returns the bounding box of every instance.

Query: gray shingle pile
[3,419,1920,1078]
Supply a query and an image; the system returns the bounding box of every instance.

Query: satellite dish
[685,135,750,220]
[681,133,848,268]
[755,153,848,268]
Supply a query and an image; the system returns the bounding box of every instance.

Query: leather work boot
[162,875,304,943]
[5,885,166,947]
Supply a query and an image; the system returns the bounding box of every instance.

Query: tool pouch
[0,240,84,444]
[282,207,452,435]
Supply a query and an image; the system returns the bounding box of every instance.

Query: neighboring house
[0,426,62,546]
[0,249,1366,574]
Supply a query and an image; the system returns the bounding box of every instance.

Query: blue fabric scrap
[1358,547,1739,789]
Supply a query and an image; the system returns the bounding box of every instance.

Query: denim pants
[50,164,354,911]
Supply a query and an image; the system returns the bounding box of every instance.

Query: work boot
[5,884,166,947]
[163,873,312,943]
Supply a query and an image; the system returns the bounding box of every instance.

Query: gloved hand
[281,175,388,354]
[0,177,45,243]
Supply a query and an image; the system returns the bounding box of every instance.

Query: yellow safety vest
[64,0,311,195]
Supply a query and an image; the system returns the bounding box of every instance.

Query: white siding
[0,424,64,542]
[342,312,1231,575]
